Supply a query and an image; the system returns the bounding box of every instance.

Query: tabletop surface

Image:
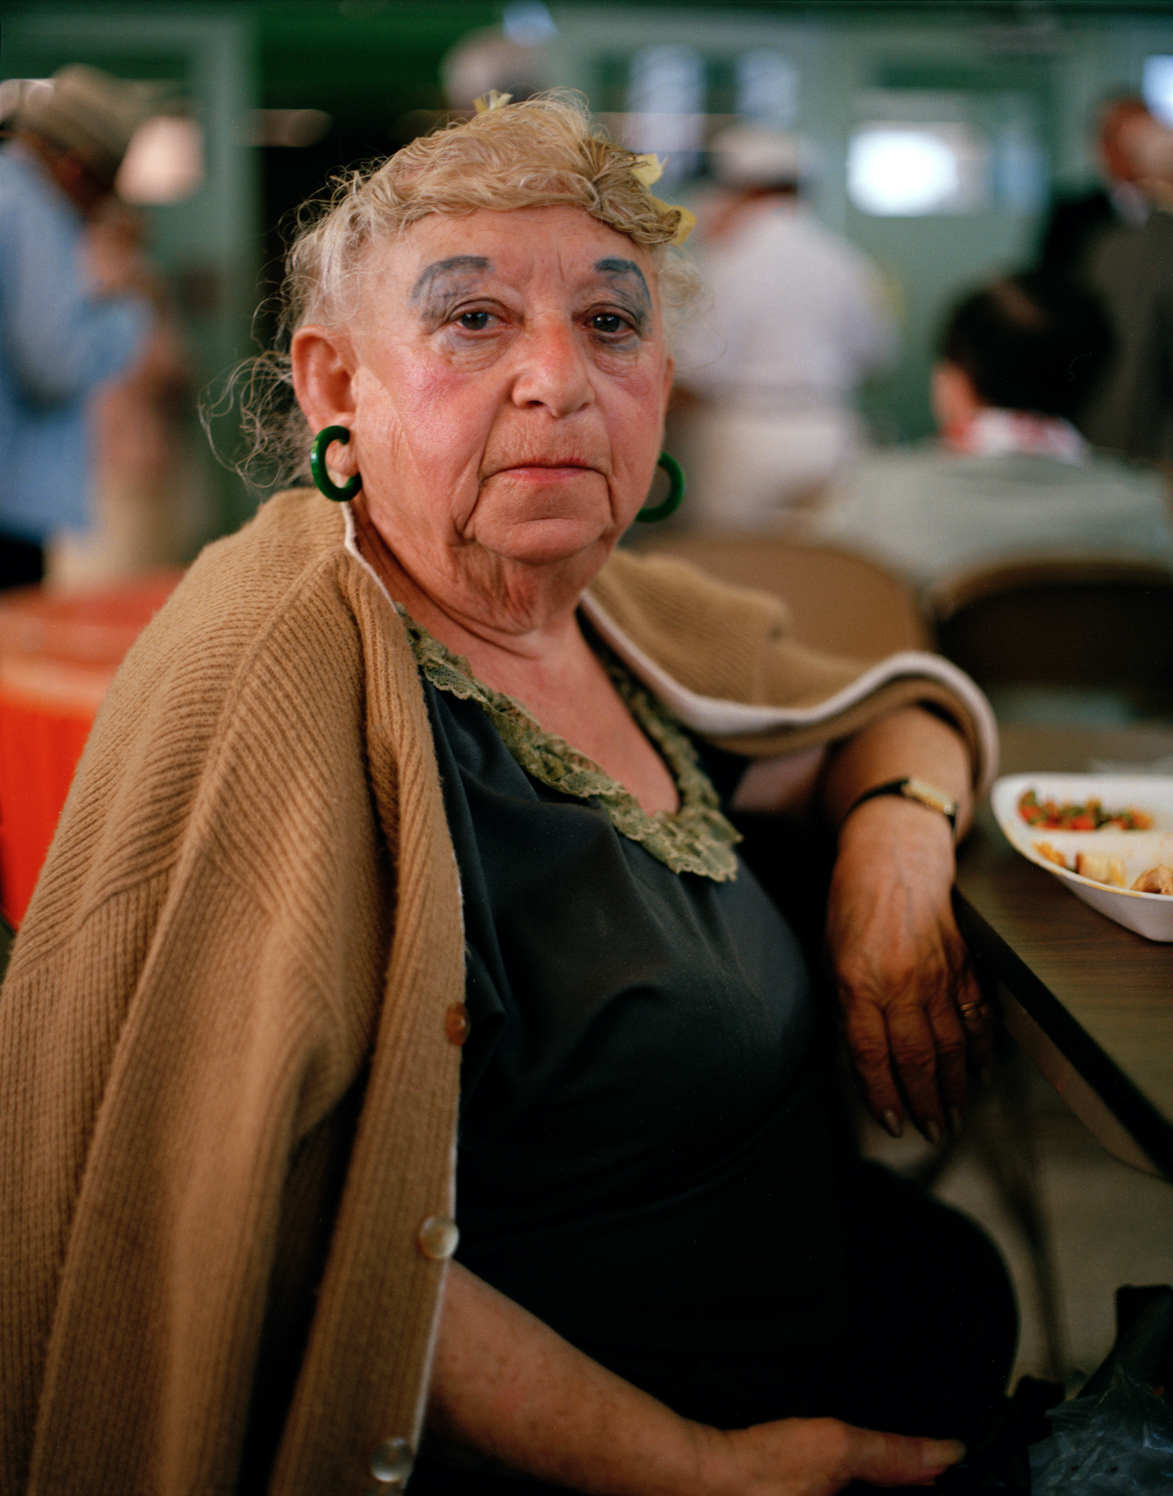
[955,723,1173,1174]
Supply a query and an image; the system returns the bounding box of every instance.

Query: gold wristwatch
[844,776,958,834]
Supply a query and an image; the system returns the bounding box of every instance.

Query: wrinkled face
[341,205,674,571]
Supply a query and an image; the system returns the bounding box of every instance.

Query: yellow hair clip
[474,90,513,114]
[629,153,696,245]
[630,153,665,188]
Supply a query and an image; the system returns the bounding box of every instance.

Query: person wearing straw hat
[0,65,154,588]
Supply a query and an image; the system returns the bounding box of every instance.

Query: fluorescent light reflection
[116,115,204,204]
[1144,56,1173,126]
[849,123,990,215]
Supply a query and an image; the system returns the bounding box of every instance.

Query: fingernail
[925,1119,942,1145]
[882,1109,903,1139]
[923,1439,965,1469]
[950,1106,964,1134]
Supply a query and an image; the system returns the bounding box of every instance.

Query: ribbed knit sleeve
[0,492,464,1495]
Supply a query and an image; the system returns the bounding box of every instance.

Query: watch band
[843,776,958,834]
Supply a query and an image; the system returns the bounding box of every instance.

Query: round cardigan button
[444,1002,471,1045]
[417,1214,460,1260]
[371,1437,414,1484]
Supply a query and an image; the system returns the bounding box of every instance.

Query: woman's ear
[291,325,358,434]
[661,354,676,415]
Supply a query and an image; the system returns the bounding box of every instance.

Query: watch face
[904,777,957,816]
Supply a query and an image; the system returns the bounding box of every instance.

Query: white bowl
[990,773,1173,942]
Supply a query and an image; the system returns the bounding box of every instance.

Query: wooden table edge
[952,886,1173,1180]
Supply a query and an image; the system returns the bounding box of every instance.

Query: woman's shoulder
[590,545,792,647]
[79,488,411,843]
[178,487,353,625]
[586,545,843,714]
[19,489,418,954]
[130,488,404,692]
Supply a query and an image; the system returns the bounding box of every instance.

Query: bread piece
[1074,851,1126,888]
[1131,863,1173,895]
[1034,841,1069,869]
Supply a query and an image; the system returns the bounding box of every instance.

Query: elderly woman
[0,97,1013,1495]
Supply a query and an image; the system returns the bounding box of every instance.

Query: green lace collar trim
[400,611,741,882]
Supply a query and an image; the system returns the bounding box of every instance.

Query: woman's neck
[346,499,679,814]
[348,497,597,689]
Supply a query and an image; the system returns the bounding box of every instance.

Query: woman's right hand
[699,1418,964,1494]
[429,1264,964,1495]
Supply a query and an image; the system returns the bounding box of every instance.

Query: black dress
[401,617,1016,1492]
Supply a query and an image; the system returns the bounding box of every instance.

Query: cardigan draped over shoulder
[0,489,995,1495]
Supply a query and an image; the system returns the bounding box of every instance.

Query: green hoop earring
[636,452,686,523]
[310,425,362,502]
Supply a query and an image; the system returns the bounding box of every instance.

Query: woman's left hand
[825,791,994,1144]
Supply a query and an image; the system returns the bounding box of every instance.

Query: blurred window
[735,51,798,129]
[849,121,990,216]
[1144,56,1173,125]
[502,1,557,45]
[624,44,705,183]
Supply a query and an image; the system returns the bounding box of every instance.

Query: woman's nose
[511,321,592,417]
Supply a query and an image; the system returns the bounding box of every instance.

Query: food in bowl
[1132,863,1173,895]
[1036,842,1173,895]
[1033,840,1069,869]
[1074,850,1127,887]
[995,773,1173,940]
[1017,788,1152,831]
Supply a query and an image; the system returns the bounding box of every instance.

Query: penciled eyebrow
[410,256,492,300]
[408,253,652,323]
[595,258,651,313]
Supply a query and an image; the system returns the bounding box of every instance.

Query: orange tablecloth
[0,572,182,925]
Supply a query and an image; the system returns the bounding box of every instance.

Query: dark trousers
[0,533,44,592]
[409,1161,1018,1493]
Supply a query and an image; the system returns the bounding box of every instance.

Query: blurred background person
[813,271,1173,587]
[1035,92,1155,283]
[673,123,897,532]
[49,201,195,588]
[0,65,155,590]
[1077,113,1173,469]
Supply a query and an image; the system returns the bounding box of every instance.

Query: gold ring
[959,1000,988,1018]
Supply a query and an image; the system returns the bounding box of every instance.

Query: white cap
[441,29,552,112]
[710,123,819,187]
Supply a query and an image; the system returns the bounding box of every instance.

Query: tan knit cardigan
[0,490,994,1496]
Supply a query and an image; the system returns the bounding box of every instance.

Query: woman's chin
[471,514,620,570]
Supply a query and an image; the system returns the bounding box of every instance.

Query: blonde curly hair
[222,93,698,490]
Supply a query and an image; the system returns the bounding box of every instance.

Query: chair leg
[897,1040,1070,1385]
[970,1045,1070,1385]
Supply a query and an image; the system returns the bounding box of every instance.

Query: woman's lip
[494,463,596,479]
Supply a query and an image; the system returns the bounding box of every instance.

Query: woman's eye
[456,310,494,331]
[590,312,633,336]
